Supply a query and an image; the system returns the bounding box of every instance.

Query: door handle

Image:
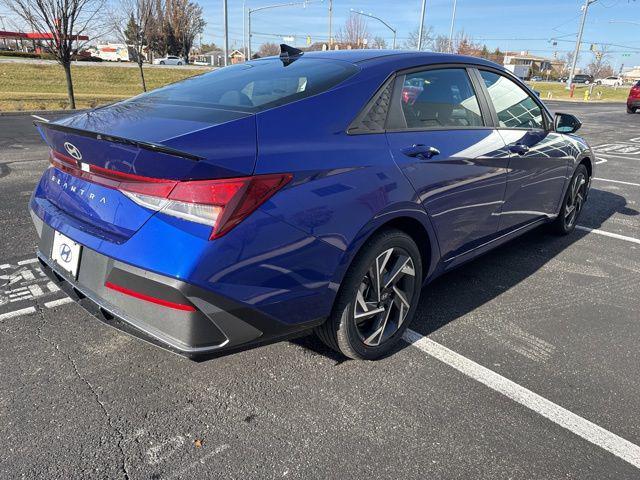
[509,143,530,155]
[401,144,440,159]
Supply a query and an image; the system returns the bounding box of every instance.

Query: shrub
[0,51,40,59]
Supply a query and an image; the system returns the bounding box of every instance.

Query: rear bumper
[35,218,321,360]
[628,98,640,108]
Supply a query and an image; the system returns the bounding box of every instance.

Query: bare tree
[587,47,612,79]
[336,13,370,49]
[432,35,450,53]
[113,0,153,91]
[404,26,434,50]
[371,36,387,50]
[258,42,280,57]
[2,0,106,108]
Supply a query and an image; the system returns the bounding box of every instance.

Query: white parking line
[17,258,39,266]
[44,297,73,308]
[0,306,36,321]
[595,158,608,165]
[594,178,640,187]
[403,329,640,469]
[576,226,640,245]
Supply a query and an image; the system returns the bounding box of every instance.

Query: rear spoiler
[34,121,204,162]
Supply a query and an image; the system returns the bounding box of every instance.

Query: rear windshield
[135,58,359,112]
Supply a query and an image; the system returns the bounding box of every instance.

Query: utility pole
[223,0,229,66]
[448,0,457,53]
[243,0,247,59]
[567,0,597,88]
[417,0,427,51]
[328,0,333,48]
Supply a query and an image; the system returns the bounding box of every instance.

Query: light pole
[248,0,314,59]
[243,0,247,58]
[417,0,427,51]
[223,0,229,66]
[567,0,598,88]
[350,10,397,49]
[448,0,457,53]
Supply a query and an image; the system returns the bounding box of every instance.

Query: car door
[476,69,572,233]
[385,66,510,262]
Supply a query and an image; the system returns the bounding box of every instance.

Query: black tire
[177,61,182,65]
[315,229,423,360]
[159,61,165,65]
[551,164,589,235]
[628,106,636,114]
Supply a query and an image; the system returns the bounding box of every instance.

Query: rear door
[475,69,572,233]
[385,66,509,262]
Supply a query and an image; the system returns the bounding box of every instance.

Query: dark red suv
[628,81,640,114]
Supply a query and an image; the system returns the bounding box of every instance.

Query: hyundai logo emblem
[64,142,82,161]
[59,243,73,263]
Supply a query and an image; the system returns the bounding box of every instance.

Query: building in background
[622,66,640,82]
[194,50,225,66]
[503,51,565,80]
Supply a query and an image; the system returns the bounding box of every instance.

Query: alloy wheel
[565,172,587,229]
[353,247,416,347]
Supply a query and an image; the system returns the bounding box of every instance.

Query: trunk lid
[34,101,257,243]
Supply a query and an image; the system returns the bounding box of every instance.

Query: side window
[390,68,484,130]
[479,71,544,129]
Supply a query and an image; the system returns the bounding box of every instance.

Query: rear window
[136,58,359,112]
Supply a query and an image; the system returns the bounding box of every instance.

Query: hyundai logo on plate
[59,243,73,263]
[64,142,82,161]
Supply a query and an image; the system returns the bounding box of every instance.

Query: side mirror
[554,112,582,134]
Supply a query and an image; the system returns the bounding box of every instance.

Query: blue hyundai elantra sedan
[30,46,593,360]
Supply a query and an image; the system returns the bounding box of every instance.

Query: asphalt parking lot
[1,102,639,479]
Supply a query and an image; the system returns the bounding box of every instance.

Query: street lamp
[350,9,397,49]
[247,0,318,59]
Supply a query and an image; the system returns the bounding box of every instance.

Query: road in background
[0,104,639,479]
[0,57,212,70]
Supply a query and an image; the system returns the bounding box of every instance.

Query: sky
[199,0,640,71]
[1,0,639,70]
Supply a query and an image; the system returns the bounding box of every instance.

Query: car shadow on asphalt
[292,188,639,363]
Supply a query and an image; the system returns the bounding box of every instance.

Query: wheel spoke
[354,288,383,321]
[393,285,410,310]
[354,306,386,320]
[364,306,391,346]
[384,256,415,288]
[374,249,393,302]
[565,203,575,218]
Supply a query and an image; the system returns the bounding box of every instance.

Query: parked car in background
[572,74,594,84]
[29,48,595,361]
[153,56,184,65]
[596,76,624,87]
[628,80,640,113]
[530,76,543,82]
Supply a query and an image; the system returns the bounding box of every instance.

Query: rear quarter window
[136,58,359,112]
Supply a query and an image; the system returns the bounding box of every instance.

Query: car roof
[300,49,504,70]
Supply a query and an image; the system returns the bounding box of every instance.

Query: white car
[153,56,185,66]
[596,76,624,87]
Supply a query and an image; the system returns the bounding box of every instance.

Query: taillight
[631,86,640,98]
[49,150,292,239]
